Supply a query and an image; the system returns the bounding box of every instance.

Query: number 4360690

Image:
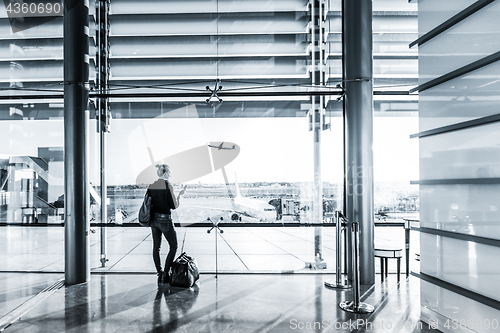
[444,319,498,330]
[6,2,62,16]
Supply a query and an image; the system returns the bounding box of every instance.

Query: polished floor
[0,225,418,274]
[0,272,439,333]
[0,225,426,332]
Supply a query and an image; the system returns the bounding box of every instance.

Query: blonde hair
[155,164,170,178]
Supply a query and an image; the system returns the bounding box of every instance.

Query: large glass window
[0,0,419,273]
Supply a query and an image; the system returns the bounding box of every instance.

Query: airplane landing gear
[231,213,241,221]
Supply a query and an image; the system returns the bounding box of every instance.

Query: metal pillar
[64,0,90,285]
[97,0,110,268]
[99,115,107,267]
[311,0,325,266]
[405,219,411,278]
[343,0,375,285]
[6,164,17,223]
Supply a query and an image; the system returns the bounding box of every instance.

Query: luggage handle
[178,252,195,263]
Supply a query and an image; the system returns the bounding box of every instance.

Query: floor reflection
[0,273,440,333]
[153,283,200,331]
[65,279,90,332]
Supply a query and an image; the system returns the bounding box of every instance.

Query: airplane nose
[268,199,280,207]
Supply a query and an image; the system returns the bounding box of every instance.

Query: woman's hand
[179,185,187,196]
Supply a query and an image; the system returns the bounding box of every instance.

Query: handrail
[0,170,10,192]
[411,178,500,185]
[410,113,500,139]
[409,0,495,48]
[0,221,408,227]
[413,271,500,311]
[410,50,500,94]
[413,226,500,249]
[32,193,57,210]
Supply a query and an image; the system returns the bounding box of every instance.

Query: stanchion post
[336,211,343,285]
[207,217,224,279]
[404,219,410,278]
[339,221,374,313]
[324,211,351,289]
[352,222,361,308]
[344,218,348,275]
[215,222,218,278]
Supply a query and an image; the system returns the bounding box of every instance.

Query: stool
[374,248,402,282]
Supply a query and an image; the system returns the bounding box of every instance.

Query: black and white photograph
[0,0,498,332]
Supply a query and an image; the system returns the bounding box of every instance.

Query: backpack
[169,252,199,288]
[138,192,152,227]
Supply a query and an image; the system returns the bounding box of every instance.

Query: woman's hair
[156,164,170,178]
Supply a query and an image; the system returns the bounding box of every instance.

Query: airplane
[229,176,276,222]
[178,175,277,223]
[375,208,391,220]
[208,142,236,150]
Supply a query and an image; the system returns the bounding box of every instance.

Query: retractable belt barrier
[324,211,351,289]
[339,221,374,314]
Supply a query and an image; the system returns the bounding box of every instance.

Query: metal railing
[324,211,350,289]
[339,220,374,314]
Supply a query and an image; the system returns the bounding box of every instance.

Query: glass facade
[0,0,418,273]
[417,0,500,330]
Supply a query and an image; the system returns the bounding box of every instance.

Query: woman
[147,164,186,284]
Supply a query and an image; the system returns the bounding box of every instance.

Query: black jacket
[147,179,178,215]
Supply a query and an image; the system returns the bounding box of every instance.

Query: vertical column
[311,0,326,267]
[97,0,110,268]
[99,107,107,267]
[64,0,90,285]
[6,164,17,223]
[343,0,375,285]
[311,0,322,261]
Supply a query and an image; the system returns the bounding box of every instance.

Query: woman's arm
[168,183,186,210]
[177,185,187,202]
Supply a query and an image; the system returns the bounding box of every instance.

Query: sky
[0,105,418,187]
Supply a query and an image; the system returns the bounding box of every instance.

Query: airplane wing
[181,204,234,213]
[180,204,272,222]
[175,212,228,227]
[181,204,255,217]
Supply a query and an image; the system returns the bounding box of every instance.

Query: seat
[374,248,402,282]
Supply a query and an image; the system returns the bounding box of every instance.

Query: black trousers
[151,215,178,274]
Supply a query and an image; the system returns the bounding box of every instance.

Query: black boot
[157,270,164,284]
[161,270,169,284]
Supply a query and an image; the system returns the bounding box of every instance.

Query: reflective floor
[0,273,439,333]
[0,225,426,332]
[0,225,419,274]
